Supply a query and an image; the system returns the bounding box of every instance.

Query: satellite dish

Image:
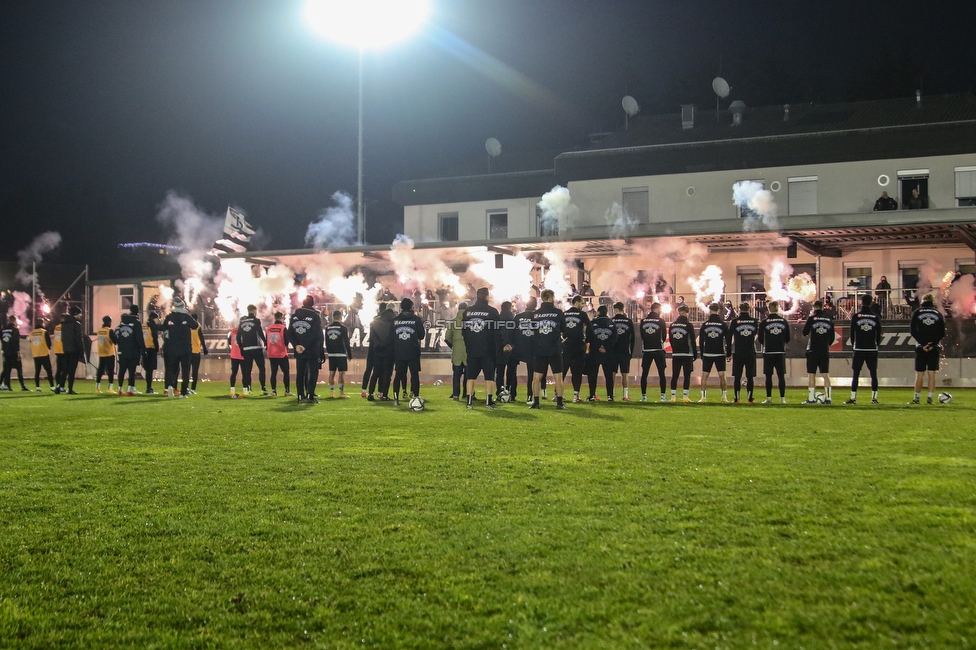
[485,138,501,157]
[622,95,640,117]
[712,77,730,98]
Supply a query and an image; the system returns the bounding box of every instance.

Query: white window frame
[954,166,976,206]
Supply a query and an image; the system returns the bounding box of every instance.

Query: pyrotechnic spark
[689,265,725,310]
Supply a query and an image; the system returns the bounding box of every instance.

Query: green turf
[1,381,974,649]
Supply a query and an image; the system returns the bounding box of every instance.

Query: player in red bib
[266,311,292,397]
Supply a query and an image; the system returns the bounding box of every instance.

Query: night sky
[2,0,974,276]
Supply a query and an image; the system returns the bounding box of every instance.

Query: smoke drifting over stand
[733,181,778,231]
[16,231,62,285]
[306,192,358,249]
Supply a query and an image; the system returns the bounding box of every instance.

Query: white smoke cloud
[606,202,638,240]
[306,191,358,249]
[537,186,578,236]
[11,291,32,332]
[16,231,62,285]
[733,181,778,231]
[155,192,224,306]
[466,251,534,302]
[591,238,708,302]
[389,235,464,297]
[213,258,296,323]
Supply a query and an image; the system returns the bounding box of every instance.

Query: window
[738,272,765,295]
[955,166,976,207]
[536,206,559,237]
[438,212,458,242]
[900,265,919,291]
[119,287,134,311]
[845,266,872,293]
[622,187,649,223]
[487,211,508,239]
[898,169,929,209]
[735,180,764,219]
[958,260,976,276]
[788,176,818,215]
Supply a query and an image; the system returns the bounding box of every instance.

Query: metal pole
[32,262,37,327]
[357,48,365,245]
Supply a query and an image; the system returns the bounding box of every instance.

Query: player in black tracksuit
[728,303,760,403]
[161,301,198,397]
[909,293,946,404]
[58,307,86,395]
[462,288,499,409]
[326,311,352,397]
[236,305,268,395]
[698,303,729,402]
[586,304,617,401]
[0,316,27,391]
[116,305,145,394]
[846,294,882,405]
[288,296,324,403]
[667,303,697,402]
[758,301,790,403]
[392,298,426,405]
[638,302,667,402]
[494,301,517,401]
[562,295,590,403]
[609,302,636,401]
[511,298,537,402]
[529,289,566,409]
[802,300,835,404]
[368,306,395,399]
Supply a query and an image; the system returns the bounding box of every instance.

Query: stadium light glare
[304,0,429,244]
[304,0,429,50]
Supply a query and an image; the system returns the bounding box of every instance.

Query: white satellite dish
[485,138,502,157]
[712,77,730,98]
[622,95,640,116]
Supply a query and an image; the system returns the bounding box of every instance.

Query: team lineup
[0,289,949,408]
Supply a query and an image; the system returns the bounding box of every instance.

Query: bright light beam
[304,0,430,50]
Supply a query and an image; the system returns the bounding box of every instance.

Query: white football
[498,387,512,403]
[815,392,826,404]
[409,396,426,411]
[938,392,952,404]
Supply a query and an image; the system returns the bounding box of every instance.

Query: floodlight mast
[305,0,430,244]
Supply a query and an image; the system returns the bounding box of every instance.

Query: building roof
[394,93,976,205]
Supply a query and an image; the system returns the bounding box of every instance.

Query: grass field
[1,381,974,649]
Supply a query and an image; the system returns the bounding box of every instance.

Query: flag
[212,207,256,256]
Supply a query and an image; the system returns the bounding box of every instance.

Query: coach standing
[288,296,324,404]
[59,306,85,395]
[237,304,268,396]
[162,299,197,398]
[116,305,145,395]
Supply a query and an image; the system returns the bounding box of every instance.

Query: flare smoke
[537,186,578,236]
[16,232,62,285]
[733,181,778,231]
[306,191,358,249]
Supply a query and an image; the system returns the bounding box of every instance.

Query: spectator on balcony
[580,280,595,297]
[875,276,891,317]
[873,191,898,211]
[905,188,928,210]
[379,287,396,301]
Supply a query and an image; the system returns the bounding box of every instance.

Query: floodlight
[304,0,430,50]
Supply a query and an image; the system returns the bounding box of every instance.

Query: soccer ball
[498,387,512,403]
[938,392,952,404]
[433,379,443,386]
[815,391,826,404]
[408,396,426,412]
